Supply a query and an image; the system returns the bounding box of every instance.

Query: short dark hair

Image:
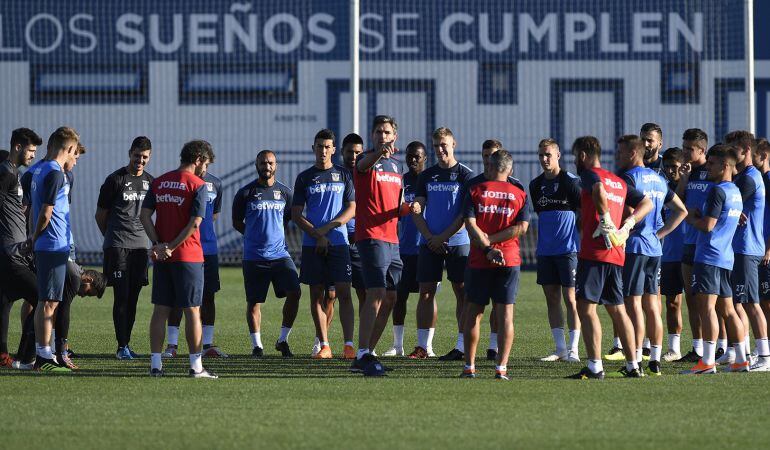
[341,133,363,149]
[482,139,503,151]
[10,128,42,150]
[640,123,662,136]
[256,149,275,161]
[180,140,212,164]
[756,138,770,157]
[662,147,684,163]
[406,141,426,154]
[682,128,708,144]
[84,269,107,299]
[130,136,152,153]
[707,144,738,165]
[724,130,756,151]
[47,127,79,154]
[489,149,513,174]
[0,149,8,163]
[538,138,559,151]
[314,128,336,145]
[572,136,601,159]
[372,115,398,132]
[617,134,645,155]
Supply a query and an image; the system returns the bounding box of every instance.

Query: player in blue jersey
[641,123,665,175]
[383,141,427,357]
[615,135,687,375]
[529,138,582,362]
[674,128,711,362]
[29,127,79,372]
[724,131,770,370]
[659,147,688,361]
[292,129,356,359]
[409,127,474,361]
[753,139,770,338]
[682,145,748,374]
[233,150,301,358]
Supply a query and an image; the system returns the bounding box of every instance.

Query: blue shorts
[349,244,365,290]
[35,251,69,302]
[731,254,761,304]
[203,254,221,295]
[299,245,352,285]
[681,244,696,265]
[536,253,577,287]
[357,239,403,290]
[622,253,661,297]
[692,262,732,298]
[660,261,684,296]
[465,266,520,305]
[397,253,419,294]
[417,244,469,283]
[152,262,204,308]
[243,258,300,304]
[575,259,623,306]
[760,261,770,301]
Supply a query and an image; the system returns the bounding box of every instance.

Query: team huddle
[1,115,768,379]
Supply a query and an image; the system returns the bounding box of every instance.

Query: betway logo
[641,174,661,184]
[123,192,146,202]
[158,180,187,190]
[643,189,665,200]
[308,183,343,195]
[404,192,415,202]
[156,193,185,206]
[688,182,710,192]
[375,173,401,184]
[251,201,285,211]
[604,178,622,190]
[477,203,515,217]
[728,208,742,218]
[606,192,624,204]
[427,183,458,193]
[482,190,516,200]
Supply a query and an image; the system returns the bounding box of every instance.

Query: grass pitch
[2,268,769,449]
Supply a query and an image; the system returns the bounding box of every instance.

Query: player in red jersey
[140,140,217,379]
[460,150,530,380]
[566,136,653,380]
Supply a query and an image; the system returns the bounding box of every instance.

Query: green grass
[2,268,769,449]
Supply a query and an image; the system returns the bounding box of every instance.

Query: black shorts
[397,253,419,294]
[575,258,623,306]
[465,266,520,305]
[536,253,577,287]
[203,254,221,295]
[0,250,37,304]
[103,247,149,288]
[243,258,300,304]
[622,253,661,297]
[692,262,732,298]
[357,239,403,290]
[731,254,761,304]
[151,262,204,308]
[299,245,352,285]
[417,244,469,283]
[681,244,696,265]
[349,244,365,291]
[660,261,684,296]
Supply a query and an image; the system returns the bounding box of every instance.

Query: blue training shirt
[683,163,712,245]
[622,166,674,257]
[200,173,223,256]
[31,160,72,253]
[694,182,742,270]
[233,180,293,261]
[416,162,473,247]
[661,180,685,262]
[529,170,581,256]
[293,164,354,247]
[732,165,765,256]
[399,170,421,255]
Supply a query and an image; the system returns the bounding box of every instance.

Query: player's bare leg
[681,263,703,359]
[642,293,664,373]
[370,291,396,350]
[495,303,515,379]
[310,284,331,358]
[461,302,484,377]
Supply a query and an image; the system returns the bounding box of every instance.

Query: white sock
[37,345,53,360]
[626,360,639,371]
[393,325,404,349]
[455,333,464,351]
[642,337,651,350]
[50,330,56,349]
[427,328,436,350]
[250,332,262,349]
[552,328,567,354]
[320,341,329,347]
[190,352,203,372]
[417,329,429,349]
[278,326,291,343]
[495,365,507,372]
[151,353,162,370]
[756,337,770,356]
[668,333,681,354]
[167,326,180,346]
[693,338,703,356]
[488,332,498,351]
[202,325,214,346]
[314,336,320,346]
[703,340,716,365]
[650,345,662,362]
[356,348,368,359]
[464,364,474,371]
[587,359,603,373]
[613,336,623,349]
[734,342,747,364]
[635,348,643,363]
[345,341,354,347]
[569,329,580,353]
[744,335,751,355]
[717,338,727,351]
